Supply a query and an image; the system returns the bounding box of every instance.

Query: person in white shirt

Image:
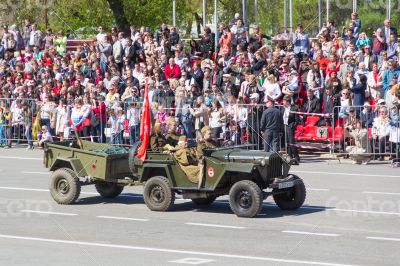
[262,74,281,102]
[37,125,53,148]
[96,26,107,42]
[127,102,140,145]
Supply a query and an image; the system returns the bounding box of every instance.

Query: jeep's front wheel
[273,177,306,210]
[95,181,124,198]
[143,176,175,211]
[229,180,263,218]
[49,168,81,205]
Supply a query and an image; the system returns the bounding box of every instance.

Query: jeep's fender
[49,158,88,177]
[220,162,254,173]
[139,164,173,183]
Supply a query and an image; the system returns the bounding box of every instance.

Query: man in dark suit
[382,19,398,45]
[319,86,340,126]
[282,95,300,164]
[302,89,321,115]
[124,38,137,68]
[190,62,204,89]
[260,100,284,153]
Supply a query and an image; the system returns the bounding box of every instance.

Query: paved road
[0,147,399,266]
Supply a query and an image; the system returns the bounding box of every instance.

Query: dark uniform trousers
[285,124,299,160]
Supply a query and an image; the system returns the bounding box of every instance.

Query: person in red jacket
[91,95,107,143]
[315,49,329,77]
[164,57,181,80]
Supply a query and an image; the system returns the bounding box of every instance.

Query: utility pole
[326,0,329,24]
[214,0,218,54]
[318,0,322,29]
[289,0,293,33]
[44,0,48,29]
[172,0,176,26]
[202,0,206,27]
[387,0,391,19]
[284,0,287,33]
[254,0,258,24]
[242,0,248,27]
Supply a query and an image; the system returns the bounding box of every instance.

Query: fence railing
[1,97,399,163]
[331,104,400,163]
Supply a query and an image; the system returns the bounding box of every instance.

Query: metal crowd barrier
[332,104,400,163]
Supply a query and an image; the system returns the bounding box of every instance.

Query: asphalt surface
[0,147,400,266]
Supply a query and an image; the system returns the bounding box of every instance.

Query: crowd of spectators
[0,13,399,162]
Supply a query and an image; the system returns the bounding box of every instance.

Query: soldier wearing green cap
[196,126,218,188]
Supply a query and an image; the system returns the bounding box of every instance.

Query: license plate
[278,181,294,189]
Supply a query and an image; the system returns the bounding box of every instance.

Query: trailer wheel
[49,168,81,205]
[229,180,263,218]
[128,141,142,173]
[143,176,175,211]
[273,176,306,210]
[95,181,124,198]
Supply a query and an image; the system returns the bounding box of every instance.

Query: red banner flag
[137,80,151,161]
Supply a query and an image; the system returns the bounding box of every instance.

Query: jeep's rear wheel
[273,177,306,210]
[95,181,124,198]
[49,168,81,205]
[143,176,175,211]
[229,180,263,218]
[191,196,217,206]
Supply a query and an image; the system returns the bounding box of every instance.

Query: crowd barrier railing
[7,97,399,164]
[332,104,400,163]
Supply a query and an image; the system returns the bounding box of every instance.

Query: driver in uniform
[165,117,180,147]
[196,126,218,188]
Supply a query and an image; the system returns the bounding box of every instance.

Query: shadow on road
[77,193,145,205]
[75,194,329,218]
[170,200,329,218]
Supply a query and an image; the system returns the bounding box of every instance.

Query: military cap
[201,126,210,135]
[178,135,187,142]
[166,117,175,125]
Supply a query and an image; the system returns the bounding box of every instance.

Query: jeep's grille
[268,156,283,178]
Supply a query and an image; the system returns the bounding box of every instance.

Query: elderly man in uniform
[174,135,200,183]
[150,120,166,151]
[196,126,218,188]
[165,117,180,147]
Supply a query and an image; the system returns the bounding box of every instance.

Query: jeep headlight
[260,158,266,166]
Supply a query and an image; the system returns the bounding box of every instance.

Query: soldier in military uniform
[196,126,218,160]
[165,117,180,147]
[173,135,200,183]
[196,126,218,188]
[150,121,166,151]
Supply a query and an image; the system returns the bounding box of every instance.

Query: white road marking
[0,234,359,266]
[169,258,215,265]
[366,236,400,242]
[186,222,245,229]
[0,186,48,192]
[21,171,49,175]
[0,186,98,196]
[294,170,400,178]
[306,188,330,191]
[282,230,340,237]
[96,216,148,222]
[298,205,400,216]
[0,156,42,161]
[20,210,78,216]
[363,191,400,196]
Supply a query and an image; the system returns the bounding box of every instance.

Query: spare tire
[129,141,142,173]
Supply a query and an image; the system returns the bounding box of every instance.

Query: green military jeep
[44,140,306,218]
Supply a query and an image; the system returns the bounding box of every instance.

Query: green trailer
[44,140,134,204]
